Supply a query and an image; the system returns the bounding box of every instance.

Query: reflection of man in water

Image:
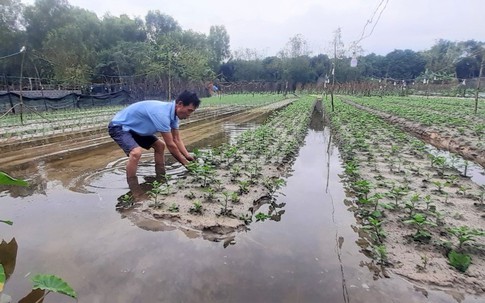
[108,90,201,193]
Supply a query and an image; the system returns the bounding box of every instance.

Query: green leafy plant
[1,171,28,225]
[238,180,250,195]
[255,212,271,222]
[448,250,471,272]
[219,192,233,217]
[238,213,252,225]
[146,180,165,208]
[353,179,372,200]
[229,165,242,181]
[363,217,386,243]
[372,244,388,265]
[0,171,28,187]
[189,200,203,215]
[203,187,217,202]
[456,185,471,196]
[404,213,437,241]
[417,254,429,272]
[262,177,286,197]
[230,191,240,204]
[404,193,420,217]
[448,226,485,249]
[432,180,448,194]
[387,186,408,209]
[431,155,447,175]
[184,191,196,200]
[0,264,5,292]
[117,193,134,208]
[31,274,77,299]
[168,203,179,212]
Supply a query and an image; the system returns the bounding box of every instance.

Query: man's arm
[160,131,190,166]
[171,129,194,161]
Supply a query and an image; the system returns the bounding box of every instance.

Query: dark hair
[176,90,201,108]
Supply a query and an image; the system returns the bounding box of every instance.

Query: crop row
[0,94,287,143]
[325,98,484,291]
[120,96,316,231]
[348,96,485,141]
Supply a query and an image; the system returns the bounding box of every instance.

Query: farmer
[108,90,201,187]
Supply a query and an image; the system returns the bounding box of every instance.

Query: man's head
[175,90,201,119]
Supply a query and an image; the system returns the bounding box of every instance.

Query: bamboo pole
[474,57,483,114]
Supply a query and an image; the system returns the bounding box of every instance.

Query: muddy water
[1,113,482,303]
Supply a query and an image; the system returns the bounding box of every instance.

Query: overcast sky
[22,0,485,57]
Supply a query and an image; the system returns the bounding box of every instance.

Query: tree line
[1,0,484,93]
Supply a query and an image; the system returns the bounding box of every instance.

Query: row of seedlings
[348,95,485,149]
[325,97,485,291]
[142,96,316,227]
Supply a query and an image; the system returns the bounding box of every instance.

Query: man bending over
[108,90,200,187]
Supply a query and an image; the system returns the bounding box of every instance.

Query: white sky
[21,0,485,57]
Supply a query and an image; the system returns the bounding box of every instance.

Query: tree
[145,10,181,40]
[0,0,26,76]
[262,56,283,81]
[422,39,461,76]
[41,7,101,85]
[385,49,426,80]
[455,40,485,79]
[98,14,146,49]
[231,59,264,81]
[208,25,230,68]
[280,34,311,58]
[358,53,387,79]
[309,54,331,80]
[23,0,72,50]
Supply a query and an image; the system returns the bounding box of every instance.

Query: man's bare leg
[126,147,144,201]
[152,139,166,180]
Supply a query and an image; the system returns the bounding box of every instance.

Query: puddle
[425,145,485,186]
[1,108,482,302]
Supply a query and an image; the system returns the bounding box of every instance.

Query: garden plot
[325,98,485,295]
[0,94,286,148]
[117,96,315,241]
[345,96,485,167]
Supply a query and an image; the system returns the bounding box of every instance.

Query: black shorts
[108,122,158,156]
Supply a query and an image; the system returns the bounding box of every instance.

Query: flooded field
[1,109,482,303]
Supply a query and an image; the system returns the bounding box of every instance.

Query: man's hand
[186,155,195,162]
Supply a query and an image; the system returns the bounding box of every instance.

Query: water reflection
[0,238,18,282]
[425,145,485,186]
